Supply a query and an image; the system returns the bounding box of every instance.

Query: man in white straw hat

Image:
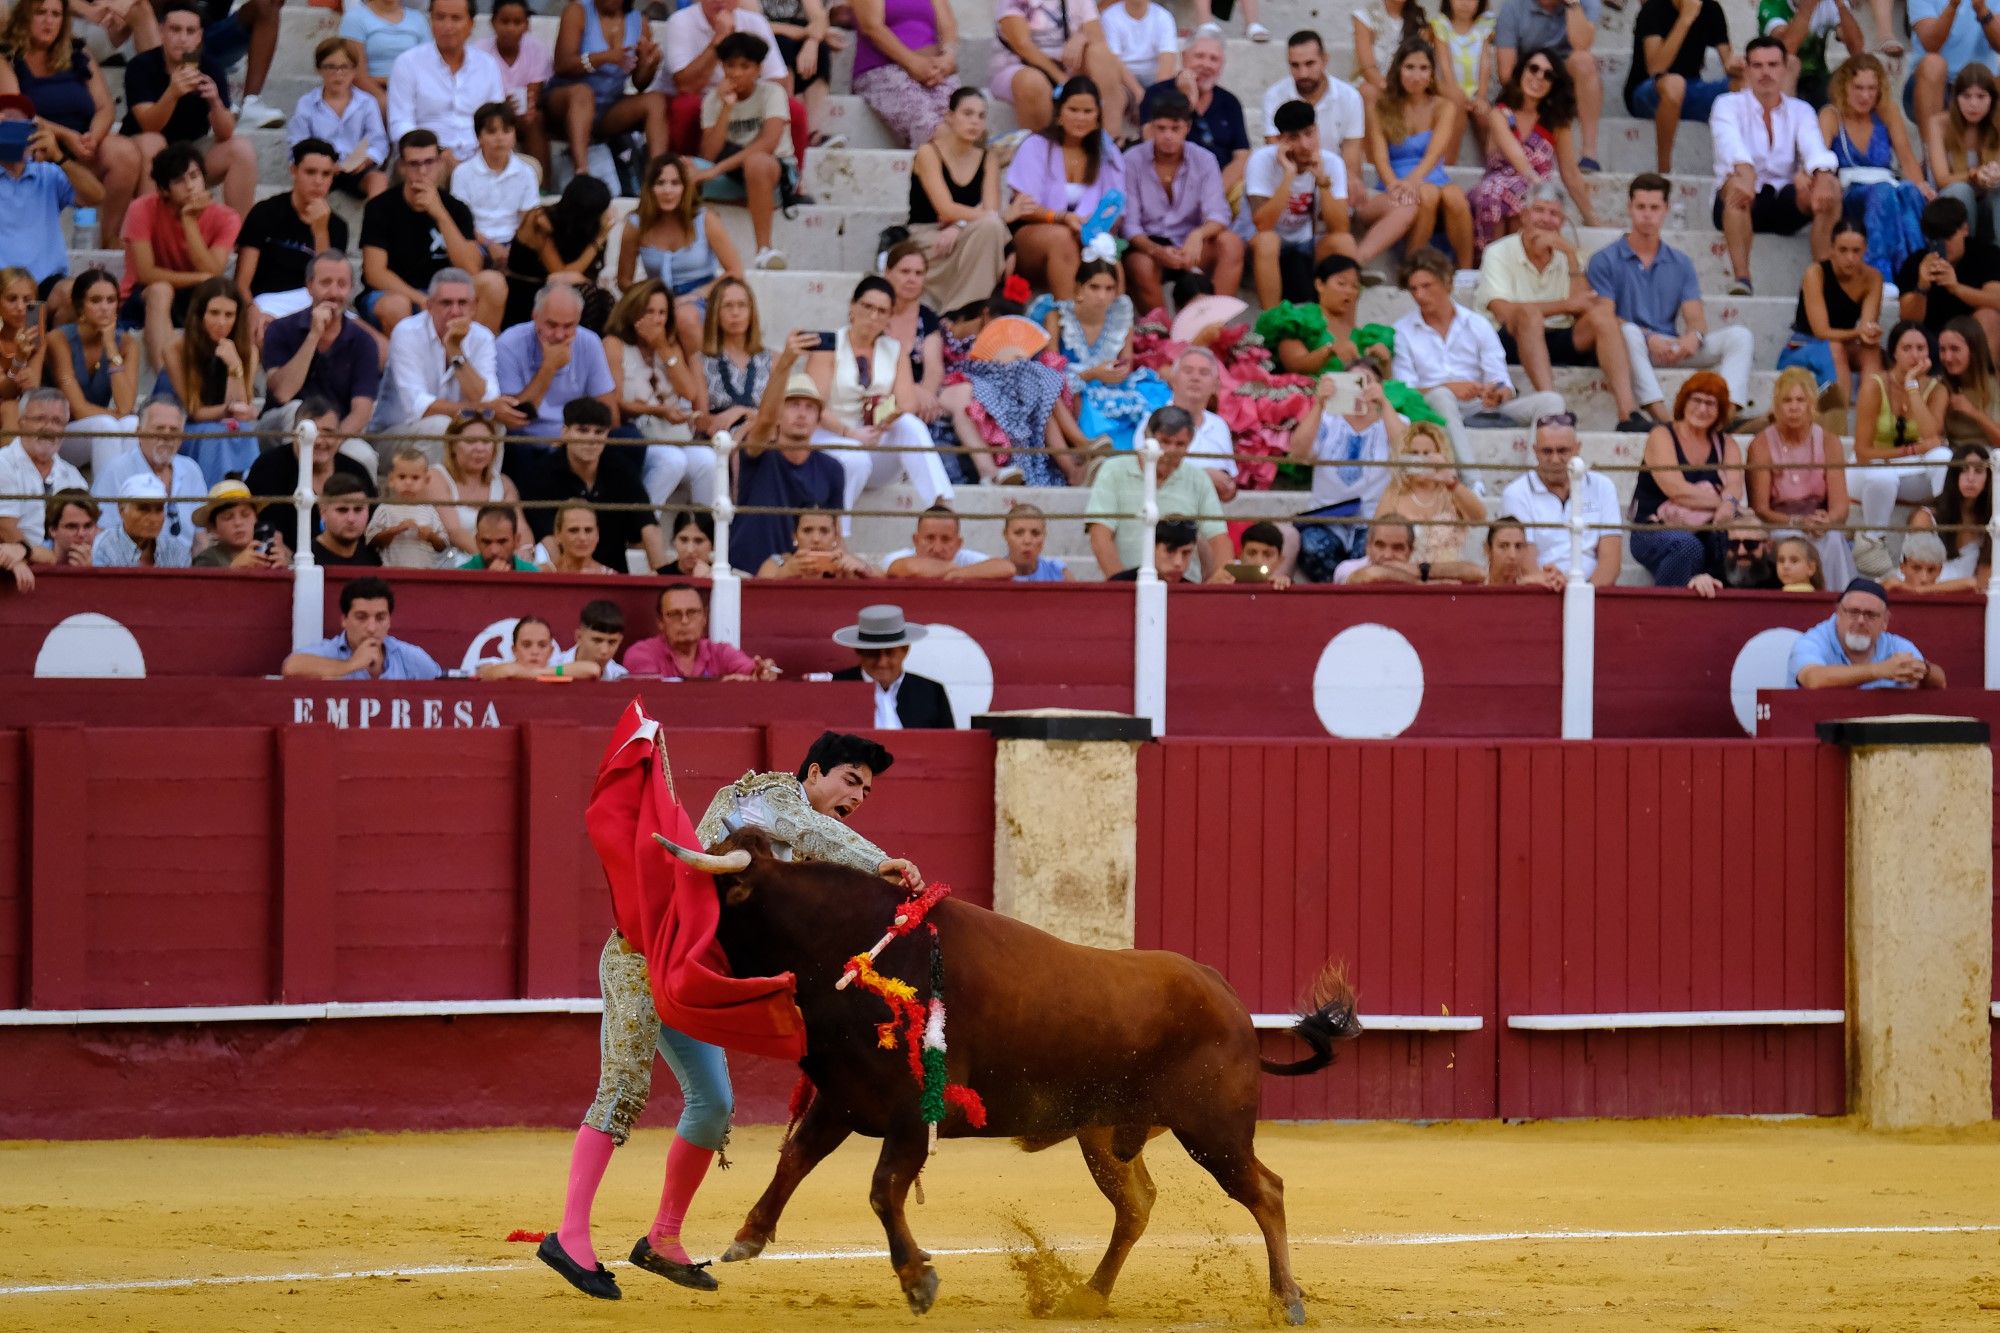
[829,604,955,729]
[92,472,193,568]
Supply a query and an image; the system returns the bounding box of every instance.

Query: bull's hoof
[903,1265,940,1315]
[719,1236,766,1263]
[1052,1283,1110,1319]
[1283,1297,1307,1326]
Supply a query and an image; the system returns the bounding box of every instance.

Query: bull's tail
[1258,962,1363,1077]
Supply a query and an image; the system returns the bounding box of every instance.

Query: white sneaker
[1194,20,1222,36]
[754,246,788,270]
[1246,20,1271,40]
[237,93,285,128]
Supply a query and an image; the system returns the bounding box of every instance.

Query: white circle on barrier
[905,624,994,729]
[1313,624,1424,738]
[461,617,520,674]
[35,612,147,678]
[1730,627,1804,735]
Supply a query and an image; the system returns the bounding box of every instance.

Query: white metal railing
[1560,455,1595,740]
[288,416,323,653]
[708,429,741,647]
[1133,433,1167,733]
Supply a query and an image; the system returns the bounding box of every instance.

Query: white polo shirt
[0,439,85,547]
[1500,467,1623,577]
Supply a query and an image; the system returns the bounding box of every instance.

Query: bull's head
[653,829,774,905]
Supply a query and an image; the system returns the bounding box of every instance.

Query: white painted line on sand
[6,1222,1998,1298]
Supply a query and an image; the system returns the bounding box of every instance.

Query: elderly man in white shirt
[1166,345,1242,500]
[376,267,499,451]
[387,0,506,167]
[1390,247,1564,467]
[1500,416,1623,585]
[0,390,84,553]
[1709,35,1841,298]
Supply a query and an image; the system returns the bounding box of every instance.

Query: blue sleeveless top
[1388,128,1450,186]
[578,4,643,105]
[56,325,114,408]
[629,207,722,297]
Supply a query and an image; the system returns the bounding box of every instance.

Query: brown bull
[658,831,1361,1324]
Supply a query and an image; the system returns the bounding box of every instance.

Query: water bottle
[70,206,98,251]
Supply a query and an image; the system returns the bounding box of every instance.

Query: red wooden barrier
[0,723,992,1009]
[6,569,1985,739]
[1493,742,1846,1119]
[1137,741,1500,1121]
[1594,590,1985,737]
[1164,586,1563,737]
[1134,739,1849,1120]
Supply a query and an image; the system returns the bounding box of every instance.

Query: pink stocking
[555,1126,616,1270]
[647,1135,714,1263]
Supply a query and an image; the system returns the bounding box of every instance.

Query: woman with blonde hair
[1372,418,1486,562]
[1746,363,1857,588]
[617,153,743,351]
[0,267,45,438]
[1926,61,2000,242]
[165,276,260,485]
[1630,371,1747,586]
[1821,54,1930,276]
[423,412,529,557]
[602,278,711,508]
[1368,40,1473,260]
[698,276,770,441]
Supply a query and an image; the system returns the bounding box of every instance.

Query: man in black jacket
[830,604,955,729]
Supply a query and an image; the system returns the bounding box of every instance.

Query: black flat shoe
[630,1236,720,1291]
[537,1233,621,1300]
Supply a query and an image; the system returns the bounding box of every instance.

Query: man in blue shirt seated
[282,576,445,680]
[1787,577,1947,689]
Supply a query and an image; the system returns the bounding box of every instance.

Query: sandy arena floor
[4,1118,1999,1331]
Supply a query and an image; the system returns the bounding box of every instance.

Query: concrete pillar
[975,710,1152,950]
[1818,716,1995,1130]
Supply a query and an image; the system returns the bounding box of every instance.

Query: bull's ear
[724,879,754,906]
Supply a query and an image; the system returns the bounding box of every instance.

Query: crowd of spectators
[0,0,1989,700]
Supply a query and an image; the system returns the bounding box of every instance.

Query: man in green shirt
[1758,0,1864,106]
[1084,404,1232,579]
[458,503,539,571]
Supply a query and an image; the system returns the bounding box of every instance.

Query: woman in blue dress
[1043,258,1167,451]
[1819,53,1928,280]
[1367,40,1473,262]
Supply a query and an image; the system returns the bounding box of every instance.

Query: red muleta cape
[583,699,807,1061]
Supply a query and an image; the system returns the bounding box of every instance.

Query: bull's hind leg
[868,1129,940,1314]
[722,1095,853,1262]
[1172,1123,1305,1326]
[1067,1125,1159,1311]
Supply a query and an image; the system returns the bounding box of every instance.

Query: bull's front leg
[721,1095,853,1262]
[867,1129,938,1314]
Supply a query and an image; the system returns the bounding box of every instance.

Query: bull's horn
[652,834,751,874]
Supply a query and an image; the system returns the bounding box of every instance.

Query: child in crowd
[1773,535,1823,591]
[1233,520,1294,588]
[289,36,391,200]
[665,510,714,577]
[953,503,1072,580]
[475,0,553,174]
[366,446,452,568]
[553,598,630,679]
[698,32,794,270]
[1101,0,1179,132]
[453,102,542,262]
[478,615,565,679]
